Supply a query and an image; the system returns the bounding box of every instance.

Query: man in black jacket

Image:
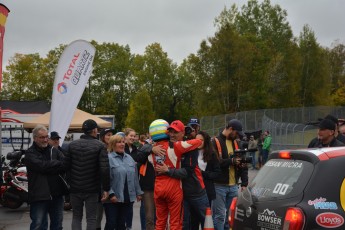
[25,124,66,230]
[211,119,248,230]
[308,118,345,148]
[65,119,110,230]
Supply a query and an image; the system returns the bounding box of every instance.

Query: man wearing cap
[186,117,200,139]
[308,114,345,147]
[96,128,115,230]
[64,119,110,230]
[308,118,345,148]
[211,119,248,230]
[25,125,66,230]
[156,120,209,230]
[147,119,202,230]
[48,131,61,148]
[48,131,72,211]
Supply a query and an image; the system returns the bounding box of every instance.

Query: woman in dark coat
[196,131,222,206]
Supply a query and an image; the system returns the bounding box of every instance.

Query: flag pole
[0,3,10,162]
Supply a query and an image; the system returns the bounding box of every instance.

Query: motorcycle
[0,150,28,209]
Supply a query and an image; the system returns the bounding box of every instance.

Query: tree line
[2,0,345,134]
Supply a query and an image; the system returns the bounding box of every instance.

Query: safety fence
[200,106,345,151]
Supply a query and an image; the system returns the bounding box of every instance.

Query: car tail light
[279,151,291,159]
[283,207,305,230]
[229,197,237,228]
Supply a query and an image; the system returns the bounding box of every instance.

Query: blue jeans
[249,151,256,168]
[262,149,269,165]
[211,184,238,230]
[30,196,64,230]
[183,192,209,230]
[140,200,146,230]
[103,202,132,230]
[70,193,98,230]
[125,202,134,228]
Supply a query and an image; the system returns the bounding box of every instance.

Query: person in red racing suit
[148,119,202,230]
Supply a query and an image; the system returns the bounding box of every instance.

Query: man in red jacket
[148,119,202,230]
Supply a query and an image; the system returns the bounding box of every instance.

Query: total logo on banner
[257,209,282,230]
[50,40,96,143]
[57,50,93,94]
[316,212,344,228]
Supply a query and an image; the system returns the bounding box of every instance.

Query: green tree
[328,43,345,95]
[125,88,155,134]
[2,53,45,100]
[232,0,300,108]
[299,25,331,106]
[40,44,67,103]
[181,42,221,116]
[132,43,177,121]
[82,41,133,130]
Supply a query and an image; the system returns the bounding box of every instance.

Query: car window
[249,159,314,201]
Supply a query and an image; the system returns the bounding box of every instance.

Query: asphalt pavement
[0,169,259,230]
[0,202,142,230]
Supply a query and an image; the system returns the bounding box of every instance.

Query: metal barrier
[200,106,345,150]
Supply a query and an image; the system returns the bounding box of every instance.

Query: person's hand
[240,163,247,168]
[101,191,109,202]
[110,195,118,203]
[155,162,169,174]
[137,195,142,202]
[233,157,241,165]
[152,145,165,157]
[241,186,246,192]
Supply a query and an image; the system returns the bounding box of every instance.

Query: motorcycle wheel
[2,187,24,209]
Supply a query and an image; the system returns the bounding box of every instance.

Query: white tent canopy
[23,109,112,132]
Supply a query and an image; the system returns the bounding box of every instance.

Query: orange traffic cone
[203,207,214,230]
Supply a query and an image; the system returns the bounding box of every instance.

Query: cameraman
[211,119,248,230]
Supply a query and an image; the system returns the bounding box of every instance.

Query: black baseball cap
[100,128,115,137]
[324,114,338,125]
[82,119,99,132]
[319,119,336,131]
[188,117,200,126]
[50,131,61,139]
[227,119,244,137]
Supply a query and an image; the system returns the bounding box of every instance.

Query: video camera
[184,125,195,136]
[233,148,257,164]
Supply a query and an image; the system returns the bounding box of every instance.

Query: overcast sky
[1,0,344,68]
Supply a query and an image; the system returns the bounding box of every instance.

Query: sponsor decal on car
[265,161,302,168]
[340,179,345,212]
[251,187,271,198]
[272,183,289,195]
[308,197,338,210]
[316,212,344,228]
[234,207,244,222]
[257,208,282,230]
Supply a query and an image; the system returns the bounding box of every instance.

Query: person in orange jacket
[147,119,202,230]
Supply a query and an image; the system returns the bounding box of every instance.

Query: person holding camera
[211,119,248,230]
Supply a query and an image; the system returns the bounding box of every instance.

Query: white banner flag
[49,40,96,142]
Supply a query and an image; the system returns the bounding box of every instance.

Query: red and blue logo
[57,82,67,94]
